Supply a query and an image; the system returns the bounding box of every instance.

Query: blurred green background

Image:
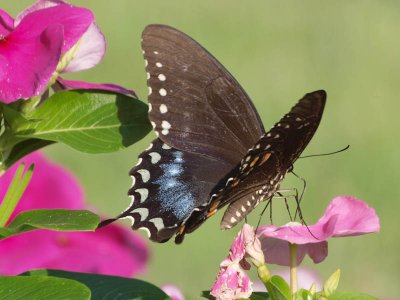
[2,1,399,298]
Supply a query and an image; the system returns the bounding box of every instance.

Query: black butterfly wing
[142,24,264,164]
[116,138,233,242]
[179,90,326,236]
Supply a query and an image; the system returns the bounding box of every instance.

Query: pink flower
[161,284,185,300]
[0,0,134,102]
[0,152,149,276]
[257,196,380,266]
[210,224,257,299]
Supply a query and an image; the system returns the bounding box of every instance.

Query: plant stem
[289,243,298,294]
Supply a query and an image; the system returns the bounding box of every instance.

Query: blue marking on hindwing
[155,151,195,220]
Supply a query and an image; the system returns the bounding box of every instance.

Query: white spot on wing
[131,176,136,187]
[235,211,241,217]
[139,227,151,237]
[135,158,143,166]
[159,104,168,114]
[146,143,153,150]
[137,169,150,183]
[132,208,149,221]
[161,120,171,135]
[159,88,167,96]
[149,152,161,164]
[146,72,150,79]
[148,103,152,112]
[158,74,166,81]
[144,59,148,67]
[230,217,237,223]
[149,218,164,230]
[162,143,171,150]
[153,51,159,54]
[150,121,156,129]
[148,86,152,95]
[156,62,162,68]
[135,188,149,202]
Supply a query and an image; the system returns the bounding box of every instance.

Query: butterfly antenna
[299,145,350,159]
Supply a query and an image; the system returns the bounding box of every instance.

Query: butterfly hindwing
[117,138,233,242]
[142,24,264,164]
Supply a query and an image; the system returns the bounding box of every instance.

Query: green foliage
[265,275,291,300]
[323,269,341,296]
[0,209,100,239]
[0,276,91,300]
[0,90,151,170]
[0,163,33,227]
[23,270,170,300]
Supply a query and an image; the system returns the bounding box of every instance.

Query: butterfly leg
[290,170,307,220]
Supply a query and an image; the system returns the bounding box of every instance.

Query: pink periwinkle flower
[257,196,380,266]
[0,152,149,276]
[211,224,259,300]
[161,284,185,300]
[0,0,134,103]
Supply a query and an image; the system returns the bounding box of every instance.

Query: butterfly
[104,24,326,244]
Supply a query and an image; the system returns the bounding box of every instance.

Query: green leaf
[327,291,378,300]
[12,90,151,153]
[2,139,54,170]
[0,276,90,300]
[0,163,34,227]
[323,269,341,296]
[24,270,170,300]
[265,275,291,300]
[0,209,100,239]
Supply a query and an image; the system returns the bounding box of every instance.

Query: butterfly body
[110,24,326,243]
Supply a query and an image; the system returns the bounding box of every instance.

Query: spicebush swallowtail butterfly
[102,24,326,244]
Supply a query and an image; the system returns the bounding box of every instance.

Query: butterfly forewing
[142,24,264,164]
[179,91,326,237]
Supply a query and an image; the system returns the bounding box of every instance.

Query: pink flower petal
[0,9,14,35]
[0,223,148,276]
[56,78,137,97]
[62,22,106,73]
[258,196,379,266]
[15,4,93,55]
[0,151,149,277]
[211,264,253,300]
[318,196,380,237]
[0,24,64,102]
[260,238,328,266]
[242,224,265,267]
[161,285,185,300]
[258,218,337,245]
[14,0,66,26]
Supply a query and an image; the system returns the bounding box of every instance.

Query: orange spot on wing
[260,152,271,165]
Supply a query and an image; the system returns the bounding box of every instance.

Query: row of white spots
[161,120,171,135]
